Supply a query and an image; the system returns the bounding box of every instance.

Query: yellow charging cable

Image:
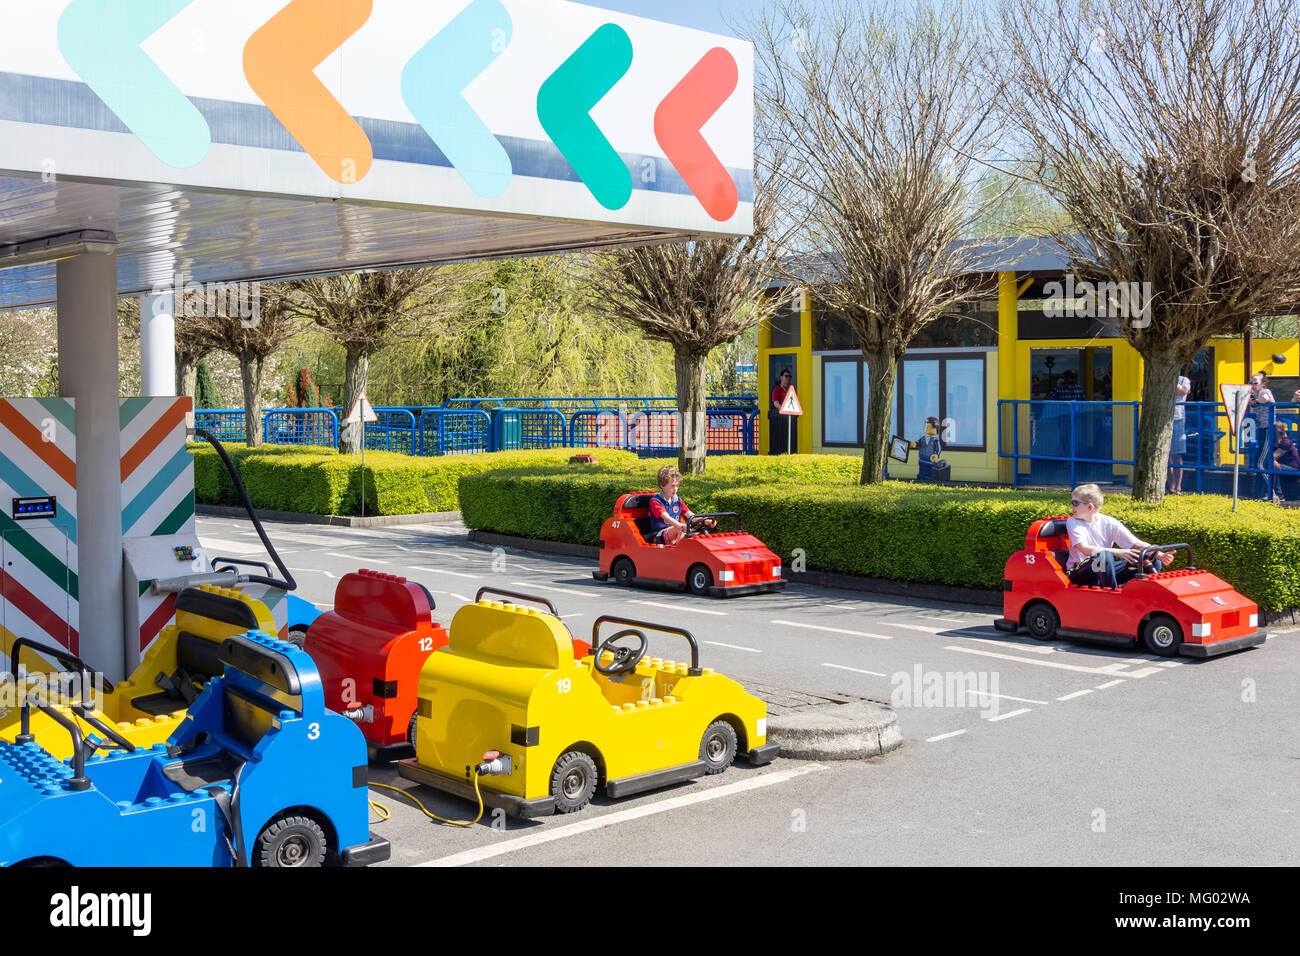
[368,772,487,828]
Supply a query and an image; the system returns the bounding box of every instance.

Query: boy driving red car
[1065,483,1175,587]
[648,465,715,545]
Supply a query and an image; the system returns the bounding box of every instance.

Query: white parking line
[561,613,585,620]
[411,566,481,580]
[1120,666,1165,679]
[327,551,393,564]
[1094,679,1126,689]
[449,593,470,602]
[964,689,1048,706]
[772,620,892,640]
[924,617,970,625]
[926,729,967,742]
[415,763,827,868]
[1056,689,1093,701]
[1156,661,1183,668]
[321,571,337,579]
[965,637,1056,655]
[703,640,761,653]
[510,581,587,597]
[821,662,888,677]
[631,600,726,616]
[986,708,1031,722]
[889,622,947,634]
[943,645,1138,674]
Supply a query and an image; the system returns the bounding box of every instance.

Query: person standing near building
[1049,369,1086,401]
[769,367,795,454]
[1168,371,1191,494]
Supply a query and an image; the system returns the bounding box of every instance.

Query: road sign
[1220,384,1252,437]
[779,386,803,416]
[344,393,378,425]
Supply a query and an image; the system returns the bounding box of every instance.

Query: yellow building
[758,241,1299,485]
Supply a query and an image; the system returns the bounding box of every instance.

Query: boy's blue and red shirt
[648,493,689,538]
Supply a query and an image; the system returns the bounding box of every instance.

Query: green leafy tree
[195,359,224,409]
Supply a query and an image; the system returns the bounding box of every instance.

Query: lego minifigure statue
[910,416,949,482]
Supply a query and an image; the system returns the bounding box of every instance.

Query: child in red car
[1065,483,1174,587]
[648,465,714,545]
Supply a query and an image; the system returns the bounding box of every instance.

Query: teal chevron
[402,0,513,198]
[537,23,634,210]
[0,514,78,602]
[123,447,191,534]
[42,399,77,439]
[57,0,211,168]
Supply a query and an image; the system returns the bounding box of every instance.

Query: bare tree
[191,287,300,447]
[746,0,1010,483]
[1001,0,1300,501]
[284,267,479,454]
[580,171,789,474]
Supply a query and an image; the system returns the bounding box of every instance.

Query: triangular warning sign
[1219,383,1252,438]
[344,392,378,424]
[779,386,803,416]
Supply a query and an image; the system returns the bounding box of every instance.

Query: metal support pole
[57,250,125,680]
[139,291,176,397]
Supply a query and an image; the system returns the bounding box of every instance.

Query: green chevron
[537,23,634,210]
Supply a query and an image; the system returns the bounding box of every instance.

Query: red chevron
[140,592,177,652]
[2,569,78,655]
[654,48,740,222]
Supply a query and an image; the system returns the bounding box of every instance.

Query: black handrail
[591,615,701,676]
[474,587,560,617]
[7,637,113,697]
[28,700,90,791]
[1134,543,1195,578]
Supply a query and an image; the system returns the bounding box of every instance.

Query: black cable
[192,428,297,592]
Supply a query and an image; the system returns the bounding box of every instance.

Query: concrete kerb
[197,504,464,528]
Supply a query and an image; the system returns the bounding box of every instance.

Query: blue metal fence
[999,400,1300,500]
[194,396,761,458]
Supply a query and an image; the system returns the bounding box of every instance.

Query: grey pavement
[197,515,1300,867]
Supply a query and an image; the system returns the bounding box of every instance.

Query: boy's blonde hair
[657,465,681,488]
[1072,483,1103,509]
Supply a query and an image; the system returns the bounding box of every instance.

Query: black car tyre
[1023,601,1060,641]
[699,720,738,774]
[687,564,713,596]
[611,557,635,587]
[254,814,327,868]
[407,713,419,753]
[1142,613,1183,657]
[550,751,598,813]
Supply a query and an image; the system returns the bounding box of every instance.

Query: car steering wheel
[593,628,649,675]
[686,515,715,537]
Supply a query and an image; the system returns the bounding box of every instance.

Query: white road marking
[703,640,761,654]
[328,551,392,564]
[510,581,587,597]
[199,537,262,553]
[924,616,969,625]
[1094,679,1126,689]
[889,622,947,634]
[965,637,1056,655]
[449,592,470,602]
[1120,666,1165,679]
[561,613,585,620]
[943,645,1140,674]
[926,729,967,742]
[411,566,481,580]
[1056,689,1093,701]
[963,689,1048,706]
[321,571,337,579]
[1157,660,1183,668]
[986,708,1031,722]
[771,619,892,640]
[416,763,827,868]
[631,600,726,616]
[821,662,888,677]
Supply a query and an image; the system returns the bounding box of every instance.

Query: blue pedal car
[0,632,388,867]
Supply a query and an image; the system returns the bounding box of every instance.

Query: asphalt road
[199,516,1300,867]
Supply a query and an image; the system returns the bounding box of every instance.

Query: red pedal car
[593,493,785,597]
[304,569,448,759]
[995,517,1266,657]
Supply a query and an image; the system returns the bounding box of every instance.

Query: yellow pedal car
[0,585,276,759]
[398,598,778,817]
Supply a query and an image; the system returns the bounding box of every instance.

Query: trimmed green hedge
[459,467,1300,612]
[189,444,646,516]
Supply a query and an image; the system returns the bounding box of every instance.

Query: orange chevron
[0,402,76,488]
[243,0,374,184]
[121,399,190,482]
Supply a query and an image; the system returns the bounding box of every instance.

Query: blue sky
[582,0,753,37]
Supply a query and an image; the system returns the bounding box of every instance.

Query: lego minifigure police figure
[910,416,948,481]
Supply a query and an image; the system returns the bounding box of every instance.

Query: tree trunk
[340,350,370,455]
[674,347,708,475]
[861,347,901,484]
[176,357,197,403]
[1132,346,1184,502]
[239,350,265,448]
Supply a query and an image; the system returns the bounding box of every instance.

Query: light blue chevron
[122,447,192,535]
[401,0,514,198]
[57,0,211,169]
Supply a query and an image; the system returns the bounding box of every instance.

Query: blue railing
[195,397,760,458]
[998,400,1300,500]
